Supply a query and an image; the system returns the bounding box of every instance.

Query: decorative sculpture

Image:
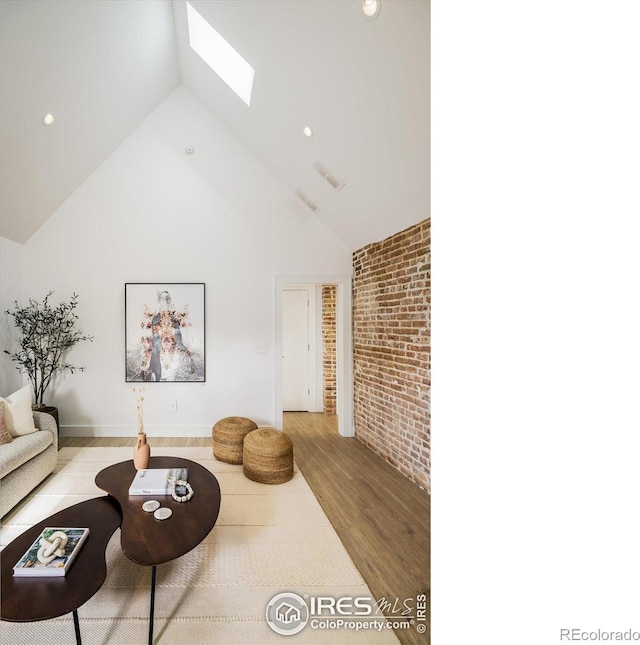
[168,475,194,502]
[37,530,68,564]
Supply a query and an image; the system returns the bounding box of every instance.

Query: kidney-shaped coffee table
[1,496,122,645]
[95,456,221,645]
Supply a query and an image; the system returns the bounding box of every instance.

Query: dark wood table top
[95,456,221,566]
[1,496,122,622]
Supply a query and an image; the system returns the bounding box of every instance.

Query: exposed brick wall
[322,285,337,415]
[353,219,430,492]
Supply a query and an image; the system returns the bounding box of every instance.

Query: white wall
[0,236,24,395]
[20,85,351,436]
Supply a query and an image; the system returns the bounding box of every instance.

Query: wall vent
[296,190,321,214]
[313,159,345,191]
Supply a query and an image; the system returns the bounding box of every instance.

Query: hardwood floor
[284,412,430,645]
[59,414,430,644]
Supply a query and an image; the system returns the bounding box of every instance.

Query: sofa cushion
[1,385,36,437]
[0,401,14,444]
[0,430,53,479]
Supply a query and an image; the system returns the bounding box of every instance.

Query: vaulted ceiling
[0,0,429,251]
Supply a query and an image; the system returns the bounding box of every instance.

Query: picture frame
[125,283,205,382]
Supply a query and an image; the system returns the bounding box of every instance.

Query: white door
[282,289,310,411]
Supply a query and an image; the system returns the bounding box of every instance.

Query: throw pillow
[0,385,37,437]
[0,401,14,444]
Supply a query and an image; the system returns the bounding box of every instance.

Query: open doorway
[281,284,337,414]
[274,276,353,437]
[282,285,319,412]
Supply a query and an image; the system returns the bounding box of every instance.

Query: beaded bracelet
[171,479,194,503]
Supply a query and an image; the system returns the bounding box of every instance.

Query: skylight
[186,2,255,106]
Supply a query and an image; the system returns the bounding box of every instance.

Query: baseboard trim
[60,425,212,438]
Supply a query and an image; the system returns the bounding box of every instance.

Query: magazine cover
[128,467,188,495]
[13,527,90,577]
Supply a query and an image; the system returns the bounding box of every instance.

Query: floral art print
[125,283,205,382]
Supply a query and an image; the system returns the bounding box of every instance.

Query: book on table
[13,527,90,577]
[128,467,189,495]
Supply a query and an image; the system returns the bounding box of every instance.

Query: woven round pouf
[212,416,258,464]
[243,428,294,484]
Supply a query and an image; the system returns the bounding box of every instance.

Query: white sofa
[1,411,58,517]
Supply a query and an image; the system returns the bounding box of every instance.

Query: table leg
[149,564,157,645]
[73,608,82,645]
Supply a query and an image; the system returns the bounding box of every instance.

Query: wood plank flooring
[59,413,430,644]
[283,412,430,645]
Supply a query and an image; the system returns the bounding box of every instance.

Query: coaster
[142,500,160,513]
[154,507,173,521]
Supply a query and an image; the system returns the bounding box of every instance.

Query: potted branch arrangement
[4,291,93,417]
[132,387,150,469]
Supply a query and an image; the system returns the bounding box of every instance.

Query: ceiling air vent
[313,159,345,191]
[296,190,321,214]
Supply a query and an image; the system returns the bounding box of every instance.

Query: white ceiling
[0,0,429,251]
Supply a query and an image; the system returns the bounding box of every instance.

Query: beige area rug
[1,447,400,644]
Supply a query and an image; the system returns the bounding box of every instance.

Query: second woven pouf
[212,416,258,464]
[243,428,294,484]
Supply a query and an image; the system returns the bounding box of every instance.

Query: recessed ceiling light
[303,126,313,138]
[362,0,381,19]
[42,113,55,126]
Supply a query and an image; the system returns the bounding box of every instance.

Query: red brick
[353,220,430,492]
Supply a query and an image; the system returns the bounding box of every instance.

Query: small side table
[35,406,59,449]
[40,406,59,428]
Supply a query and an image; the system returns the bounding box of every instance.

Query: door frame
[274,275,354,437]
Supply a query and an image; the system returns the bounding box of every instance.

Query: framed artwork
[125,283,205,382]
